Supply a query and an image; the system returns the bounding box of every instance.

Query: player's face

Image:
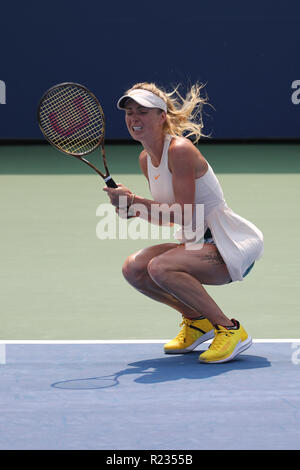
[124,99,166,142]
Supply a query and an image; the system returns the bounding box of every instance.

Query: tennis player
[103,82,264,363]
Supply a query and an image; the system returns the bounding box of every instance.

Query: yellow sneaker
[199,319,252,363]
[164,317,214,354]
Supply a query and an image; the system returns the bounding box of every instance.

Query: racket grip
[105,176,118,188]
[105,175,133,218]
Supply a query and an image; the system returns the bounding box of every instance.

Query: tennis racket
[37,82,117,188]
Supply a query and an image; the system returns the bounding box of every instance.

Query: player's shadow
[127,352,271,385]
[51,351,271,390]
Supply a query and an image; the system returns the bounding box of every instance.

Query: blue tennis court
[0,341,299,450]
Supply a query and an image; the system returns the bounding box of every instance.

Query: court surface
[0,341,299,450]
[0,142,299,450]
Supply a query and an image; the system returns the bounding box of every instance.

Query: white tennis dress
[147,134,264,282]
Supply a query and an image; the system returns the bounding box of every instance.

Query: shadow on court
[51,352,271,390]
[128,352,271,384]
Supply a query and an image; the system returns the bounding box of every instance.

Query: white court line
[0,340,170,345]
[1,339,299,365]
[0,339,300,344]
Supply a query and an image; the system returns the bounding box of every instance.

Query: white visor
[117,89,167,113]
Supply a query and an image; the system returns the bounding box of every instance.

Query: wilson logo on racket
[49,96,89,137]
[38,82,118,189]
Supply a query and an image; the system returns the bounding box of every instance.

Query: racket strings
[41,95,100,152]
[39,85,105,155]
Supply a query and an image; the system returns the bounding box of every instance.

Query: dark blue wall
[0,0,299,140]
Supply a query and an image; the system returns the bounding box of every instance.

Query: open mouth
[132,126,143,131]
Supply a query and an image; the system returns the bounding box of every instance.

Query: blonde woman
[103,82,264,363]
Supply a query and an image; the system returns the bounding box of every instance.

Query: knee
[147,256,169,286]
[122,255,148,287]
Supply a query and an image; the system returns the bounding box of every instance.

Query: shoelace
[175,320,188,342]
[175,318,196,343]
[209,328,234,350]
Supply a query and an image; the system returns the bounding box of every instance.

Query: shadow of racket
[51,352,271,390]
[51,369,140,390]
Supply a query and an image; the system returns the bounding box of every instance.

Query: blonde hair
[125,82,209,143]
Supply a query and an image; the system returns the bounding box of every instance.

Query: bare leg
[122,243,204,319]
[147,243,234,327]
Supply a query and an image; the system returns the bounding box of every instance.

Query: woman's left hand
[103,184,133,208]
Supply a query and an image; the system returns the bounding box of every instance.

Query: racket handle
[105,175,132,218]
[104,176,118,188]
